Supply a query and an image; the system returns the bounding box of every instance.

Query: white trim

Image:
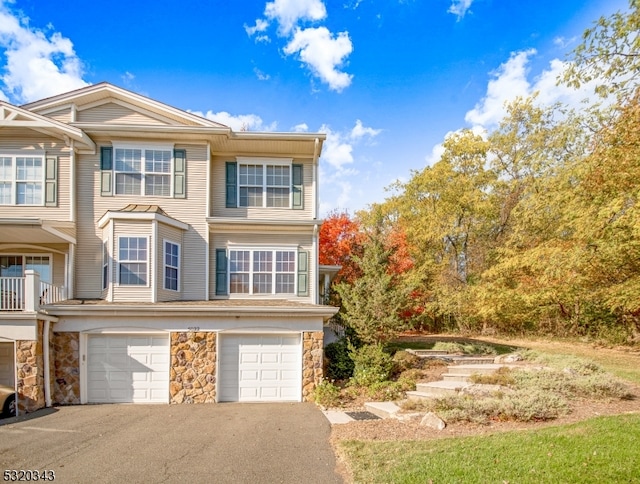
[151,220,158,302]
[116,235,150,288]
[227,247,297,296]
[70,139,76,223]
[313,138,319,220]
[107,223,114,302]
[162,239,181,292]
[79,332,87,404]
[98,211,189,231]
[205,143,211,298]
[235,156,293,165]
[112,141,175,151]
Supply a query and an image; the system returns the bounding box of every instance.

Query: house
[0,83,338,415]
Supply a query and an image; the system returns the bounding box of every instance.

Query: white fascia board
[229,131,327,141]
[98,211,189,231]
[236,156,293,165]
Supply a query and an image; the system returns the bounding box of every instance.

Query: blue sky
[0,0,630,214]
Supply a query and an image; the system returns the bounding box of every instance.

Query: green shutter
[100,147,113,196]
[173,149,186,198]
[225,162,237,208]
[44,156,57,206]
[292,164,303,210]
[297,250,309,297]
[215,248,228,295]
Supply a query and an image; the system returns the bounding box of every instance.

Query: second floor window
[118,237,148,285]
[0,155,44,205]
[114,148,171,196]
[238,164,291,208]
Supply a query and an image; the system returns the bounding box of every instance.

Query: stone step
[442,373,472,382]
[447,356,496,365]
[407,349,451,357]
[364,401,401,419]
[405,390,436,401]
[414,380,471,397]
[446,363,510,375]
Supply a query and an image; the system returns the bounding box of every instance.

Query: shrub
[324,337,355,380]
[313,380,341,407]
[392,350,421,375]
[366,381,405,400]
[468,367,515,386]
[350,344,394,387]
[432,341,498,355]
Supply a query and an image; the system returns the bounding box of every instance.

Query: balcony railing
[0,271,66,311]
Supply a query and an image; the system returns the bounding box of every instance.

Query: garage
[87,334,170,403]
[218,334,302,402]
[0,342,14,387]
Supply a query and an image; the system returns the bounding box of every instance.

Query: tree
[563,1,640,101]
[318,210,364,284]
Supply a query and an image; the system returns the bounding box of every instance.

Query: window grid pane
[266,165,290,187]
[115,173,142,195]
[118,237,147,285]
[164,241,179,291]
[114,149,142,172]
[0,182,12,204]
[145,174,171,196]
[266,188,289,207]
[144,150,171,173]
[17,182,42,205]
[0,157,12,180]
[25,255,50,283]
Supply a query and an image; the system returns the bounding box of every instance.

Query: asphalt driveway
[0,403,343,483]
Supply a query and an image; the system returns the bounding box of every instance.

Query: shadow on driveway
[0,403,343,483]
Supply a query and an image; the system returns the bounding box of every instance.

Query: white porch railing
[0,272,66,311]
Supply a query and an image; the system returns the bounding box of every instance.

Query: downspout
[43,319,52,407]
[69,139,76,223]
[151,220,158,303]
[313,224,319,304]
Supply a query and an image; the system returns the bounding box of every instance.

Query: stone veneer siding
[16,320,45,414]
[170,332,216,404]
[302,331,324,402]
[51,332,80,405]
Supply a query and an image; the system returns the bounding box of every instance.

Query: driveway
[0,403,343,483]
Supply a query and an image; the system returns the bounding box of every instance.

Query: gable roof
[0,101,95,151]
[21,82,228,129]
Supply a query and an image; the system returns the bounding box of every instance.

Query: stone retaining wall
[51,332,80,405]
[302,331,324,402]
[170,332,216,404]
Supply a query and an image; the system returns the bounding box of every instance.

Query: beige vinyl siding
[210,157,315,220]
[156,222,183,302]
[209,232,314,301]
[0,134,71,220]
[46,107,72,124]
[111,221,153,302]
[75,143,208,300]
[77,102,172,125]
[0,244,68,287]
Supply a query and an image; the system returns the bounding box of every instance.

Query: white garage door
[219,334,301,402]
[87,334,169,403]
[0,342,14,387]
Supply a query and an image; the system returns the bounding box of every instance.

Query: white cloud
[320,124,354,170]
[350,119,381,140]
[284,27,353,92]
[0,2,88,103]
[465,49,602,130]
[245,18,270,37]
[190,110,278,132]
[292,122,309,132]
[448,0,473,20]
[253,67,270,81]
[264,0,327,35]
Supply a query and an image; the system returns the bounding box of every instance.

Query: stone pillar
[16,321,45,414]
[51,332,80,405]
[170,332,217,404]
[302,331,324,402]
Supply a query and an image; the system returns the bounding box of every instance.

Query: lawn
[338,413,640,483]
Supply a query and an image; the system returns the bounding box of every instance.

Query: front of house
[0,83,337,414]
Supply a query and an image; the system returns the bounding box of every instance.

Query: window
[0,255,51,282]
[102,242,109,290]
[0,155,44,205]
[111,146,172,196]
[118,237,148,285]
[228,249,296,295]
[226,160,303,210]
[164,241,180,291]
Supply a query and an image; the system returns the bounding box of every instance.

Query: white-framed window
[163,240,180,291]
[228,248,296,295]
[102,241,109,290]
[238,159,291,208]
[0,154,45,205]
[112,144,172,197]
[118,236,148,286]
[0,254,51,282]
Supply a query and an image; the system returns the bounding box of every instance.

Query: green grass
[338,414,640,483]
